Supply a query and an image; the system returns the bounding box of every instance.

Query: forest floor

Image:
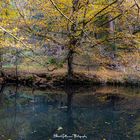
[0,66,140,87]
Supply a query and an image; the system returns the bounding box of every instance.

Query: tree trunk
[109,15,117,59]
[66,0,79,80]
[0,52,3,77]
[67,49,74,79]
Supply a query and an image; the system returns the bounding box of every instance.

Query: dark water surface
[0,85,140,140]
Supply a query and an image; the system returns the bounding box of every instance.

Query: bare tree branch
[0,26,33,51]
[100,4,136,27]
[85,0,118,25]
[49,0,74,23]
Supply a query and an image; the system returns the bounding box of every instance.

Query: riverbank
[0,68,140,88]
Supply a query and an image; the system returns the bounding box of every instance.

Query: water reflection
[0,85,4,107]
[0,85,139,140]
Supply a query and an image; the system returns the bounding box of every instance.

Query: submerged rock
[0,78,4,84]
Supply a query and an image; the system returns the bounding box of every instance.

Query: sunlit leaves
[0,0,139,70]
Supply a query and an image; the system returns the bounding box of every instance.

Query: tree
[0,0,140,79]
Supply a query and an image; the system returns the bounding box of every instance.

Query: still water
[0,85,140,140]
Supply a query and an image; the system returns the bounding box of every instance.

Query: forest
[0,0,140,140]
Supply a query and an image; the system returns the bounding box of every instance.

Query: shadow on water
[0,84,139,140]
[0,85,4,107]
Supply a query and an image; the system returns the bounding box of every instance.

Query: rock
[0,78,4,84]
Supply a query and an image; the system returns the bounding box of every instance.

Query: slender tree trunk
[0,51,3,77]
[109,15,117,59]
[67,49,74,79]
[0,54,2,69]
[15,40,18,82]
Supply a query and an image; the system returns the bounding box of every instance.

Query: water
[0,85,140,140]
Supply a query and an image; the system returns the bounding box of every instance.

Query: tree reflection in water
[0,85,4,107]
[0,85,139,140]
[0,85,18,139]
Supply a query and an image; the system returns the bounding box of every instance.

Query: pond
[0,84,140,140]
